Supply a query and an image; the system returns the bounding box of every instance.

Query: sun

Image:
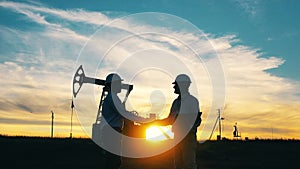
[146,125,174,141]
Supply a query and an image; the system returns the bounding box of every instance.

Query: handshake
[127,111,157,125]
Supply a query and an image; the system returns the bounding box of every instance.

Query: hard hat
[172,74,191,84]
[105,73,123,84]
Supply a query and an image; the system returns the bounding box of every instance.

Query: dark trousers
[174,132,197,169]
[102,126,122,169]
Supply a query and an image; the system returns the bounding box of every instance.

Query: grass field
[0,135,299,169]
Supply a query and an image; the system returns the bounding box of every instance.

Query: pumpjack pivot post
[72,65,133,98]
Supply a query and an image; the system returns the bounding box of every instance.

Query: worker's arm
[150,111,176,126]
[123,111,154,123]
[146,98,179,126]
[112,94,152,123]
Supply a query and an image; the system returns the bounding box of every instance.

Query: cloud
[0,1,110,25]
[0,1,91,43]
[233,0,262,18]
[0,116,72,126]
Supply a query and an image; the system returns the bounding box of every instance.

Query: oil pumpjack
[72,65,133,142]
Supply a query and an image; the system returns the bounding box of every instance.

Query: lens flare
[146,125,174,141]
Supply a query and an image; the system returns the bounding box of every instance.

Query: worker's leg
[174,141,183,169]
[102,126,122,169]
[181,132,197,169]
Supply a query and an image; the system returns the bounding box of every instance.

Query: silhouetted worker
[149,74,201,169]
[101,73,152,169]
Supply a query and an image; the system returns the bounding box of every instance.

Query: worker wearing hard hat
[148,74,201,169]
[101,73,153,169]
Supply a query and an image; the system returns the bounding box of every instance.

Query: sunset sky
[0,0,299,140]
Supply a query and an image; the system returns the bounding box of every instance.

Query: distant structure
[233,122,241,139]
[209,108,224,141]
[70,100,74,139]
[51,110,54,138]
[217,109,225,140]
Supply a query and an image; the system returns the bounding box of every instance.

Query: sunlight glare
[146,126,174,141]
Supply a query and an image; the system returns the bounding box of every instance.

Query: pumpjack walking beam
[73,65,133,98]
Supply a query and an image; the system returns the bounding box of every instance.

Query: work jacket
[156,92,200,138]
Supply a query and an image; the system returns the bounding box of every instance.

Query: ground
[0,136,299,169]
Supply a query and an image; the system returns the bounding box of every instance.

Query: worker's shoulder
[186,94,199,106]
[187,94,199,101]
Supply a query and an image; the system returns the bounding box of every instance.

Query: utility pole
[208,108,224,141]
[70,100,74,139]
[218,109,222,140]
[51,110,54,138]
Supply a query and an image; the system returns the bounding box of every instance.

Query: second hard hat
[105,73,123,84]
[172,74,191,84]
